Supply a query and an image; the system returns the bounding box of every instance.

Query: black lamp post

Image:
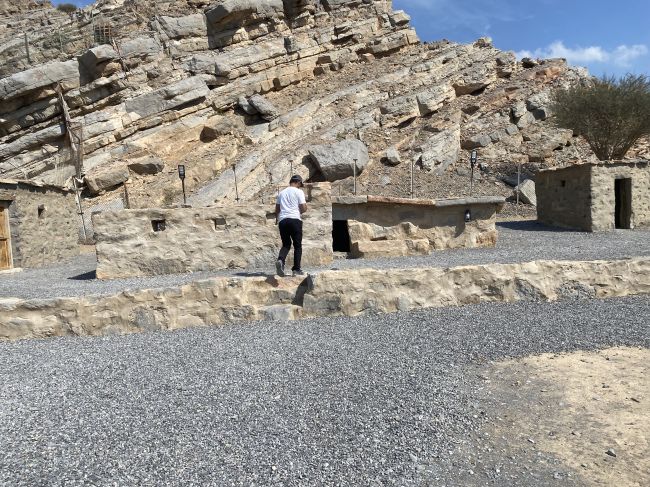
[178,164,186,205]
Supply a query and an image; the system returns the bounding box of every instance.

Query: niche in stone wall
[152,219,166,232]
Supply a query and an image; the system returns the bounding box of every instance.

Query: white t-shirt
[277,187,306,222]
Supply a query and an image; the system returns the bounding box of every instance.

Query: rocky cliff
[1,0,643,212]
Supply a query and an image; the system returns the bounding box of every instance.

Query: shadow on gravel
[497,221,575,233]
[68,270,97,281]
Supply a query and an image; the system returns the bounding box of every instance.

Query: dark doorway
[614,178,632,229]
[332,220,351,252]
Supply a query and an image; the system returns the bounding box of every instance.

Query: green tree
[56,3,78,14]
[550,74,650,160]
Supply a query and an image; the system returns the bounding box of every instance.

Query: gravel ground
[0,296,648,486]
[1,221,649,300]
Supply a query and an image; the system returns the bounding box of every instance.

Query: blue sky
[393,0,649,77]
[56,0,649,76]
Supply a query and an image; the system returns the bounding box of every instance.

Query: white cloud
[516,41,648,68]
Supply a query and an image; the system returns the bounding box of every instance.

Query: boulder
[383,146,401,166]
[125,77,209,118]
[0,60,79,101]
[120,37,163,58]
[85,164,130,195]
[461,134,492,150]
[416,85,455,115]
[309,139,369,181]
[205,0,283,28]
[514,179,537,206]
[248,94,280,121]
[526,92,551,120]
[79,45,117,70]
[238,95,257,114]
[419,128,460,174]
[159,14,207,39]
[201,115,243,140]
[127,156,165,175]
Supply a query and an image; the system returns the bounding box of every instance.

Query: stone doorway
[615,178,632,229]
[0,202,12,270]
[332,220,351,253]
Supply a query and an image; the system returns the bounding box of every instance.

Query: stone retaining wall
[93,183,333,279]
[1,257,649,340]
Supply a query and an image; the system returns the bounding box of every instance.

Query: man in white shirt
[275,175,308,277]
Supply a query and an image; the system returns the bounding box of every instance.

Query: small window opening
[38,204,46,218]
[213,217,227,230]
[561,180,566,187]
[152,219,166,232]
[332,220,351,253]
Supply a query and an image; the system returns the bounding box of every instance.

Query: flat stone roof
[332,195,506,207]
[538,160,650,174]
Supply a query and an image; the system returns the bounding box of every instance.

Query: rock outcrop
[2,0,640,214]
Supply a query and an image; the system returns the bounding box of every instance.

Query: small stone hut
[536,161,650,231]
[0,179,79,270]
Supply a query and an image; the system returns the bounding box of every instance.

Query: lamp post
[470,149,478,197]
[177,164,186,205]
[232,164,240,202]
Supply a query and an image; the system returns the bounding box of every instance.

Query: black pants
[278,218,303,271]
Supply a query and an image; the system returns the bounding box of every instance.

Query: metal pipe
[516,162,521,214]
[470,164,474,197]
[410,158,414,199]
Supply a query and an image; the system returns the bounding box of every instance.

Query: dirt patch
[485,347,649,486]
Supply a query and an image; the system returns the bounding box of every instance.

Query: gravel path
[0,296,648,486]
[1,221,649,300]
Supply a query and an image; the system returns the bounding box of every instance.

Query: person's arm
[298,191,307,214]
[275,203,281,224]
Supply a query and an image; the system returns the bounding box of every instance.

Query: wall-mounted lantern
[178,164,187,205]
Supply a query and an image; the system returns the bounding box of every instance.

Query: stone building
[0,179,79,270]
[536,161,650,231]
[332,195,504,258]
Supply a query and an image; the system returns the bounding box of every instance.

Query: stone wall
[94,183,333,279]
[0,179,79,268]
[1,257,649,340]
[536,165,593,231]
[332,195,504,258]
[537,161,650,232]
[590,162,650,231]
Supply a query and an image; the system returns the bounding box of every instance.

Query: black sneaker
[275,260,285,277]
[292,269,306,277]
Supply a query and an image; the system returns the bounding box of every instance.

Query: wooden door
[0,204,11,270]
